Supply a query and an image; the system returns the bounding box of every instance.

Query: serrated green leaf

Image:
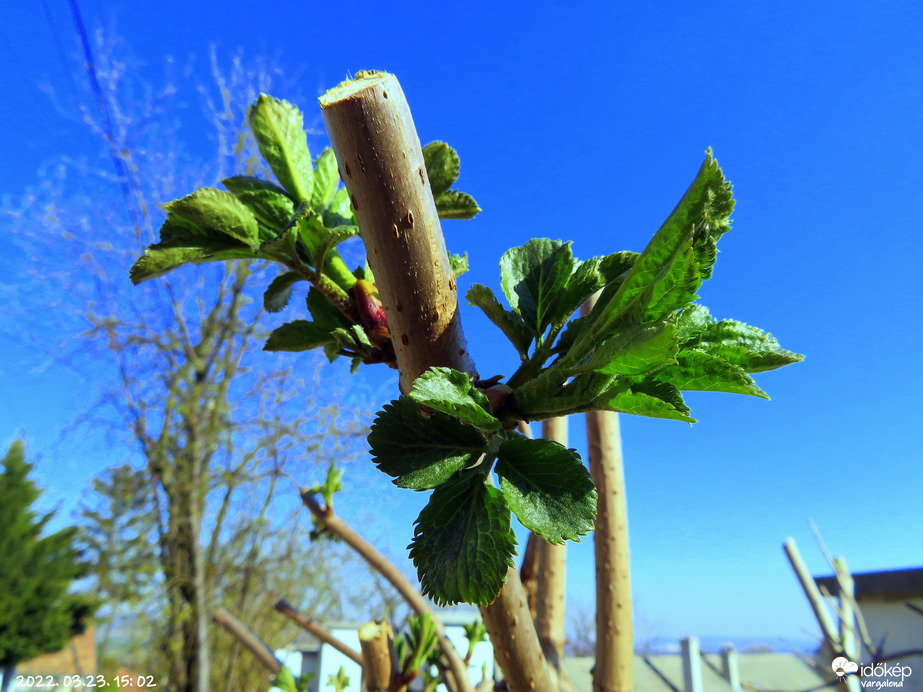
[643,240,699,322]
[311,148,341,210]
[306,287,352,332]
[332,325,372,353]
[323,186,355,228]
[167,188,261,250]
[263,321,335,352]
[682,314,804,373]
[595,152,734,333]
[657,350,768,398]
[595,381,695,423]
[264,271,303,313]
[675,303,712,343]
[449,252,469,277]
[550,252,639,355]
[598,251,639,284]
[496,437,596,543]
[467,284,533,356]
[248,94,313,202]
[222,176,295,233]
[554,257,604,323]
[129,241,253,284]
[581,322,678,376]
[409,367,502,433]
[369,397,488,490]
[409,474,515,606]
[511,370,614,420]
[435,190,481,220]
[422,141,460,196]
[500,239,576,338]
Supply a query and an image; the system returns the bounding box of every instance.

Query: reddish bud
[355,279,388,332]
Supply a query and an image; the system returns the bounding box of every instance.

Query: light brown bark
[583,293,633,692]
[300,493,471,692]
[275,599,364,666]
[212,608,281,675]
[537,418,568,676]
[359,621,398,692]
[320,71,553,692]
[320,72,477,393]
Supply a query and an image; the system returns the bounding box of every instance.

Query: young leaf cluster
[368,368,597,606]
[469,151,803,424]
[129,89,803,611]
[365,152,801,607]
[130,94,478,373]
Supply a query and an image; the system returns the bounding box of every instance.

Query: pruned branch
[319,70,552,692]
[320,71,477,393]
[300,492,472,692]
[275,598,363,666]
[212,608,281,675]
[359,621,399,692]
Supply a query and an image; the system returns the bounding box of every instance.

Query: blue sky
[2,1,922,644]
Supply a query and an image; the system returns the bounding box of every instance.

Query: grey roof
[564,653,827,692]
[814,566,923,600]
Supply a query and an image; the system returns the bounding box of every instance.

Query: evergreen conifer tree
[0,440,94,692]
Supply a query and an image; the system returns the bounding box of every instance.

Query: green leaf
[248,94,314,202]
[331,325,372,353]
[323,186,355,228]
[554,257,605,324]
[598,251,639,284]
[306,287,352,332]
[435,190,481,220]
[675,303,712,343]
[263,321,335,352]
[422,141,460,196]
[311,148,340,210]
[167,188,261,250]
[369,398,489,490]
[315,462,344,507]
[581,322,678,376]
[409,474,516,606]
[500,239,576,338]
[681,311,804,373]
[511,370,613,420]
[595,151,734,331]
[263,271,303,313]
[467,284,533,357]
[657,350,768,398]
[495,437,596,544]
[449,252,469,277]
[222,176,295,234]
[129,241,253,284]
[273,667,298,692]
[409,368,502,433]
[596,381,695,423]
[644,240,699,322]
[552,251,637,353]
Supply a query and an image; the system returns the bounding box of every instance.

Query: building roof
[564,653,826,692]
[814,567,923,601]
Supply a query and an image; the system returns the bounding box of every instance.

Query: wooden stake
[582,296,633,692]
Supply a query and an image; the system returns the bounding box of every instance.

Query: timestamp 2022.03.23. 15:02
[14,674,157,688]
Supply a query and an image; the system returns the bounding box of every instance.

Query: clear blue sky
[2,1,921,644]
